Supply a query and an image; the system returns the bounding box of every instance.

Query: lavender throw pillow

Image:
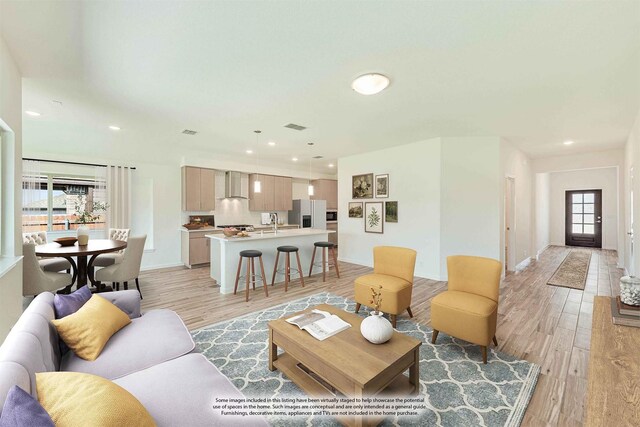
[0,386,54,427]
[53,285,91,319]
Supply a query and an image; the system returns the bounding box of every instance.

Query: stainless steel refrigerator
[288,200,327,229]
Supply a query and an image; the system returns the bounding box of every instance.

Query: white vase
[77,225,90,246]
[360,311,394,344]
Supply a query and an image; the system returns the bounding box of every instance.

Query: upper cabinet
[249,174,292,211]
[311,179,338,210]
[182,166,216,211]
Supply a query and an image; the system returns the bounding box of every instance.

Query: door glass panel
[584,224,595,234]
[572,194,583,203]
[584,204,594,213]
[572,224,583,234]
[584,193,595,203]
[584,214,594,224]
[573,204,583,213]
[572,214,583,224]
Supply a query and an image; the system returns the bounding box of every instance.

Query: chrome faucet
[270,213,278,233]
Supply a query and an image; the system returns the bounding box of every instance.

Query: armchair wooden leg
[482,346,488,364]
[431,329,439,344]
[355,303,361,313]
[406,306,414,318]
[390,314,397,328]
[492,336,498,347]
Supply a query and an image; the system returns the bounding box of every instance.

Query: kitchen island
[207,228,335,294]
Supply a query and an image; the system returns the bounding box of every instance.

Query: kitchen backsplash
[183,197,289,226]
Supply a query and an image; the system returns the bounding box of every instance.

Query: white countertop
[180,224,300,233]
[206,228,333,242]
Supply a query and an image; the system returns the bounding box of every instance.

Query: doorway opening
[565,189,602,248]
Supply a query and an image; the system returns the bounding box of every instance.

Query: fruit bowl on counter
[222,228,239,237]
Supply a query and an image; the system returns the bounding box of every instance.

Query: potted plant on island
[73,196,108,245]
[360,285,394,344]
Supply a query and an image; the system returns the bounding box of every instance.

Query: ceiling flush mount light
[109,125,121,131]
[292,157,298,162]
[268,141,276,146]
[351,73,390,95]
[563,140,574,146]
[25,111,41,117]
[328,164,335,168]
[246,149,253,154]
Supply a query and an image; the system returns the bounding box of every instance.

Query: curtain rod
[22,158,136,170]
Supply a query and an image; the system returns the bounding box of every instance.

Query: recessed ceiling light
[292,157,298,162]
[268,141,276,146]
[109,125,121,131]
[25,111,41,117]
[328,164,335,168]
[352,73,390,95]
[563,140,574,145]
[246,150,253,154]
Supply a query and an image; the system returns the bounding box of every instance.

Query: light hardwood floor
[139,246,623,426]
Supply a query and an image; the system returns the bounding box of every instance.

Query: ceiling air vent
[182,129,198,135]
[313,155,324,159]
[284,123,307,131]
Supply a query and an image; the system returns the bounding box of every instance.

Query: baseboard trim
[515,257,532,271]
[536,245,550,258]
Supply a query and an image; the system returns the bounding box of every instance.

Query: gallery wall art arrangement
[349,173,397,233]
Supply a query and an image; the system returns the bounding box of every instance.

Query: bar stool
[271,246,305,291]
[234,250,268,302]
[309,241,340,282]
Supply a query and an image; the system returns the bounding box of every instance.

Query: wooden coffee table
[268,304,421,427]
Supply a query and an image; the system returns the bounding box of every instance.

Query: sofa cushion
[0,385,54,427]
[114,353,268,427]
[53,285,91,319]
[36,372,155,427]
[60,309,194,380]
[431,290,497,317]
[354,273,413,315]
[52,295,132,361]
[0,363,31,418]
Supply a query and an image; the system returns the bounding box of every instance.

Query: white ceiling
[2,0,639,170]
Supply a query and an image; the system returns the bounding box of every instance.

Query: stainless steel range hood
[223,171,248,199]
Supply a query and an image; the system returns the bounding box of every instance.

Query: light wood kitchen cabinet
[180,230,212,267]
[182,166,216,211]
[249,174,292,211]
[274,176,293,211]
[311,179,338,210]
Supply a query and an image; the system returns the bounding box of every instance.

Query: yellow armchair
[354,246,417,327]
[431,255,502,364]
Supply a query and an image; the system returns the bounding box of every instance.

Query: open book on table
[286,309,351,341]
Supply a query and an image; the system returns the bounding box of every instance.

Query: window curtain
[106,165,132,229]
[22,160,43,230]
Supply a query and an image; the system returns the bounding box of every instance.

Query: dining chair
[23,243,73,296]
[22,232,71,274]
[92,228,130,269]
[95,235,146,298]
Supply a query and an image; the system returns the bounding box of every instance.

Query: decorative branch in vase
[73,196,108,245]
[361,285,393,344]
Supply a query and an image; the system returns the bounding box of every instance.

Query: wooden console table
[585,296,640,425]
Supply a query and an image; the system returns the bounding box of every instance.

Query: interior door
[565,190,602,248]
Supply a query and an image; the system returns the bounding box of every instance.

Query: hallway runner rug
[547,250,592,290]
[192,292,540,427]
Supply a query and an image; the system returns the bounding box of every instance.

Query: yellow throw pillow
[51,294,131,361]
[36,372,156,427]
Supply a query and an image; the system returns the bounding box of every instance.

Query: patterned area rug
[547,250,592,290]
[192,293,540,427]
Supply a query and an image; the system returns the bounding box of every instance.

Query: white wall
[0,34,24,342]
[338,138,442,279]
[534,173,550,255]
[548,167,619,250]
[440,137,503,277]
[500,140,534,268]
[624,109,640,275]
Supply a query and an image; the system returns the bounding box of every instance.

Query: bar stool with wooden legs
[233,250,268,302]
[271,246,305,291]
[308,241,340,281]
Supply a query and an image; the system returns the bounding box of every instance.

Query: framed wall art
[352,173,373,199]
[348,202,363,218]
[385,201,398,223]
[365,202,384,233]
[375,174,389,198]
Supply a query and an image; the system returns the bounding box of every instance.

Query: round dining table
[35,239,127,291]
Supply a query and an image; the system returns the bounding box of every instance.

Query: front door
[565,190,602,248]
